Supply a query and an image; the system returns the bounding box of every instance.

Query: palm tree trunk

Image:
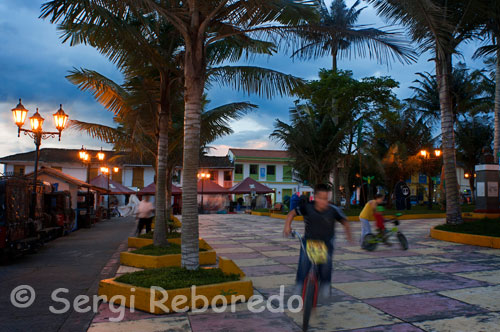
[333,166,341,205]
[181,38,205,270]
[468,172,475,204]
[332,46,338,71]
[494,39,500,164]
[153,73,170,247]
[166,165,173,232]
[436,52,463,224]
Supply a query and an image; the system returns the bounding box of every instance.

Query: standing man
[136,196,155,235]
[283,184,353,297]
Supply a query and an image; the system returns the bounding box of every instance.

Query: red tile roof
[229,148,289,159]
[230,177,274,194]
[26,166,91,188]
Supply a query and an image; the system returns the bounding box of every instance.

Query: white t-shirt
[137,201,154,218]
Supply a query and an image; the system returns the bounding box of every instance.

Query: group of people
[283,184,387,297]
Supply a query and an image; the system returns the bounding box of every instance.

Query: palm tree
[456,116,494,203]
[367,0,483,224]
[293,0,416,70]
[42,0,313,269]
[271,106,346,187]
[407,63,492,124]
[473,1,500,163]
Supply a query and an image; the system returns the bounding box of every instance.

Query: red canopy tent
[90,175,135,194]
[197,180,229,194]
[230,177,274,194]
[137,182,182,196]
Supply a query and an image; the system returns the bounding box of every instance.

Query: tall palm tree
[367,0,483,224]
[42,0,313,269]
[293,0,416,70]
[473,1,500,163]
[407,63,492,124]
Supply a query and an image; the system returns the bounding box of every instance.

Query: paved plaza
[88,214,500,332]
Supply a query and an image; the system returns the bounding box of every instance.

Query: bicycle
[362,213,409,251]
[291,230,329,332]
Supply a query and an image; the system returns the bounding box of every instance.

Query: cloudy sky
[0,0,486,160]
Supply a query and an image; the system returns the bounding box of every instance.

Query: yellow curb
[251,211,271,216]
[98,257,253,314]
[463,212,500,219]
[121,238,216,268]
[430,226,500,248]
[270,213,304,221]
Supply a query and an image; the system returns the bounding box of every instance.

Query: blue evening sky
[0,0,486,159]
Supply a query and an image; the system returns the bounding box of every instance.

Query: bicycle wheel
[302,274,317,331]
[362,233,378,251]
[397,232,409,250]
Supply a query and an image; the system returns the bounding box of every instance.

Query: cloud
[0,0,490,161]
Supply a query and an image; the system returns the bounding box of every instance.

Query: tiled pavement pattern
[89,214,500,332]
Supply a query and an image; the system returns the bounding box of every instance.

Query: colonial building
[227,148,313,203]
[0,148,234,192]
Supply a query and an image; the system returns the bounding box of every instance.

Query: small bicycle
[291,230,328,332]
[362,213,409,251]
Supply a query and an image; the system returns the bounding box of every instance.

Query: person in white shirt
[136,196,155,235]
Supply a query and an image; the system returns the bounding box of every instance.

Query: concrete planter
[121,238,216,268]
[430,226,500,248]
[98,257,253,314]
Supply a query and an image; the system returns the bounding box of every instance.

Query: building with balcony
[227,148,313,203]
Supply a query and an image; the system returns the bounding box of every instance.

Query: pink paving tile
[220,252,265,259]
[332,269,385,283]
[425,262,494,273]
[256,246,289,251]
[364,293,486,322]
[342,258,407,269]
[344,323,425,332]
[272,256,300,265]
[241,264,296,277]
[189,310,301,332]
[210,244,246,248]
[394,274,488,291]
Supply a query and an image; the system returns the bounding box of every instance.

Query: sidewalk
[2,217,136,332]
[88,215,500,332]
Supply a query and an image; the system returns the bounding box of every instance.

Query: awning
[90,174,135,194]
[137,182,182,195]
[230,177,274,194]
[198,180,229,194]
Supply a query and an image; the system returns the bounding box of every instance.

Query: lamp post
[100,166,120,218]
[197,172,211,214]
[12,99,68,219]
[79,146,106,217]
[419,149,442,209]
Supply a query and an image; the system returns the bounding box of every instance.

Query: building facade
[228,148,313,203]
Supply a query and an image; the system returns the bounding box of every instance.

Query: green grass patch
[435,218,500,237]
[138,231,181,239]
[131,243,207,256]
[115,266,240,290]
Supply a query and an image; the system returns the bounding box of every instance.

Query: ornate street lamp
[197,171,211,214]
[12,99,69,219]
[418,148,443,209]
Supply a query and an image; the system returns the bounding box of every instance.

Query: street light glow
[29,109,44,132]
[434,149,442,157]
[12,99,28,128]
[420,150,427,158]
[100,167,109,174]
[53,104,68,132]
[113,167,119,173]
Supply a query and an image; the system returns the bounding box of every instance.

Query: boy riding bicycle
[283,184,353,297]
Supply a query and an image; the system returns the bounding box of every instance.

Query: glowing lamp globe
[53,104,68,132]
[12,99,29,128]
[29,109,44,132]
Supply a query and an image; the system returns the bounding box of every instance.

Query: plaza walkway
[89,214,500,332]
[2,217,136,332]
